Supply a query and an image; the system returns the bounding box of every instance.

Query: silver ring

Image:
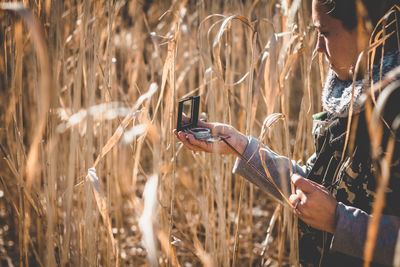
[189,127,211,139]
[294,201,300,210]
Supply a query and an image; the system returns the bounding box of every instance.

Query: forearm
[331,202,400,266]
[232,136,307,199]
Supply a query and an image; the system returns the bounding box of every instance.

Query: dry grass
[3,0,391,266]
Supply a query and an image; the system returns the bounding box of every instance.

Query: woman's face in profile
[312,0,364,81]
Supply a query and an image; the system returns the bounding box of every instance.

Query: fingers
[196,119,213,130]
[290,189,307,214]
[186,133,213,152]
[290,174,315,214]
[289,174,338,232]
[291,174,318,194]
[289,193,301,212]
[174,130,201,151]
[174,130,212,152]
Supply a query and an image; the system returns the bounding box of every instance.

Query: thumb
[196,119,213,130]
[291,174,315,194]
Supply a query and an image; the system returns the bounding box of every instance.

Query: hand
[173,116,248,156]
[289,174,338,233]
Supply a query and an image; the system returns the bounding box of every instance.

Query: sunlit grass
[5,0,397,266]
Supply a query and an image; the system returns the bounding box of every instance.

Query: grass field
[0,0,386,266]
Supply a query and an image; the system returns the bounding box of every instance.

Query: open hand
[289,174,338,233]
[173,116,248,156]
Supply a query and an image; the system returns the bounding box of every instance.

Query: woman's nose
[316,35,326,53]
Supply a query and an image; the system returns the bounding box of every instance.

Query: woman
[175,0,400,266]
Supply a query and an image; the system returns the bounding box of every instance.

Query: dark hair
[318,0,397,30]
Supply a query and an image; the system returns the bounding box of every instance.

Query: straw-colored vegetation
[1,0,332,266]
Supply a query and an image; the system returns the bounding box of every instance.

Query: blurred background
[0,0,325,266]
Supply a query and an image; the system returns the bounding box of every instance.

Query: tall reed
[3,0,391,266]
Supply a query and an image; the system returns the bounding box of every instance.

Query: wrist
[236,134,248,155]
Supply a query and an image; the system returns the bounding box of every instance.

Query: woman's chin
[336,73,350,81]
[331,68,351,81]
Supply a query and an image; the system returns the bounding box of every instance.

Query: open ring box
[176,96,213,141]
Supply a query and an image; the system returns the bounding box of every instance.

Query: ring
[189,127,211,139]
[294,201,300,210]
